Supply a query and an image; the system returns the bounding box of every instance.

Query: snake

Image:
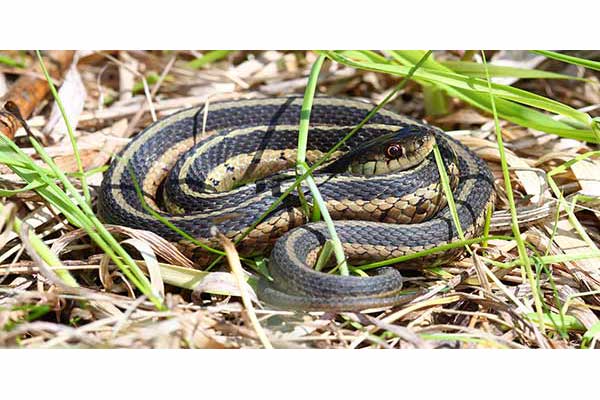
[98,97,495,311]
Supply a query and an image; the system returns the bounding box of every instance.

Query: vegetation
[0,50,599,348]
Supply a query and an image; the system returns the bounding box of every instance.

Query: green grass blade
[357,235,514,270]
[35,50,92,207]
[440,60,587,81]
[187,50,231,69]
[582,320,600,348]
[0,181,45,196]
[0,53,25,68]
[533,50,600,72]
[132,73,160,94]
[526,312,585,332]
[432,144,465,242]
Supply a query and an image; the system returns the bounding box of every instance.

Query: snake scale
[98,97,495,311]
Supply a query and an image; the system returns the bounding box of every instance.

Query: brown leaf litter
[0,50,599,348]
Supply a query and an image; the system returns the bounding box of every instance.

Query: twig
[0,50,74,139]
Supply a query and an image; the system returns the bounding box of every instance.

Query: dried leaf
[44,63,86,141]
[121,238,164,300]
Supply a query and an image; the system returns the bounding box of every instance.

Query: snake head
[325,125,436,176]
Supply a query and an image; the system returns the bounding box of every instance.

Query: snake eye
[386,143,404,159]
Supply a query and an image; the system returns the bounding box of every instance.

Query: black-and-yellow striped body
[98,97,495,311]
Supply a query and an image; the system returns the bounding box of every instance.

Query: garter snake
[98,97,495,311]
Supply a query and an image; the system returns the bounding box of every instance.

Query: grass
[35,51,92,207]
[1,50,599,348]
[0,202,78,287]
[187,50,232,69]
[0,52,164,309]
[481,50,546,332]
[132,73,161,95]
[324,50,599,143]
[295,54,349,274]
[0,53,25,68]
[120,50,434,281]
[533,50,600,72]
[547,151,600,250]
[314,50,600,344]
[126,163,226,258]
[296,52,456,276]
[432,144,466,243]
[439,59,589,80]
[220,51,436,274]
[0,131,164,306]
[2,304,51,331]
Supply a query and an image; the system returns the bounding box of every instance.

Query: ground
[0,50,599,348]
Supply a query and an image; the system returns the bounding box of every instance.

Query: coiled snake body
[98,97,495,311]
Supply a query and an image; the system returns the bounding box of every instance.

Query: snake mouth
[324,126,436,176]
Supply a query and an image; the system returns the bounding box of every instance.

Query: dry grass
[1,50,599,348]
